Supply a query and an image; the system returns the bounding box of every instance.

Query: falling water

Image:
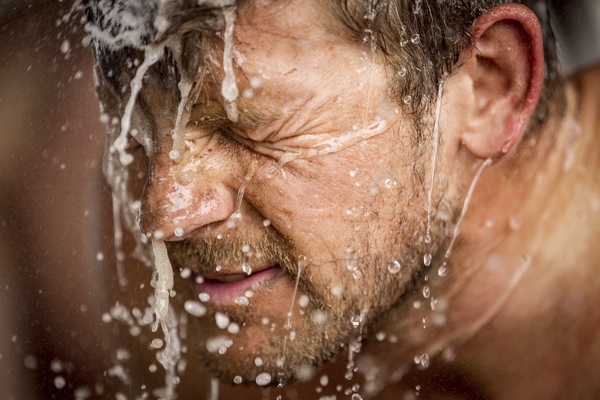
[112,44,165,166]
[210,376,220,400]
[221,6,239,122]
[445,158,493,258]
[111,194,128,287]
[278,264,305,382]
[425,75,448,245]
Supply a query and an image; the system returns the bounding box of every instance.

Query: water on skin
[445,158,493,258]
[92,0,469,396]
[425,76,448,245]
[277,265,304,385]
[221,7,239,122]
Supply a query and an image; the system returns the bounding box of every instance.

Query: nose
[138,135,239,240]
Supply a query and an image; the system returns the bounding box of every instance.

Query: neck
[352,67,600,398]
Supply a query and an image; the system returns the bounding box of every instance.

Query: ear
[458,5,544,159]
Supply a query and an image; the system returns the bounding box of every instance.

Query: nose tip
[138,160,237,240]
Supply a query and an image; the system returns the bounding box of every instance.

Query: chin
[185,304,349,387]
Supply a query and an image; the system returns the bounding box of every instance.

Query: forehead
[200,0,387,113]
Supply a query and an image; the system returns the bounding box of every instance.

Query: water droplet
[180,268,191,278]
[227,322,239,334]
[290,331,296,340]
[151,338,163,348]
[430,297,439,311]
[242,244,250,253]
[199,292,210,302]
[235,297,249,306]
[169,149,180,160]
[320,375,329,386]
[234,376,243,384]
[422,286,431,298]
[423,253,432,266]
[174,227,184,237]
[96,252,104,261]
[384,179,397,188]
[215,312,230,329]
[438,263,447,276]
[245,290,254,298]
[398,66,407,76]
[331,286,343,296]
[54,376,66,389]
[351,315,362,328]
[255,357,263,366]
[227,211,242,228]
[250,76,264,89]
[352,270,362,280]
[387,260,401,274]
[413,300,421,309]
[255,372,272,386]
[420,353,430,368]
[242,263,252,275]
[184,300,206,317]
[298,295,309,308]
[195,276,204,284]
[411,34,421,44]
[425,235,431,244]
[216,265,222,272]
[400,39,408,47]
[352,394,363,400]
[60,39,70,54]
[346,259,357,272]
[352,383,360,392]
[403,95,412,105]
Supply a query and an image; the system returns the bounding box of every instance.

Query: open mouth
[194,265,283,303]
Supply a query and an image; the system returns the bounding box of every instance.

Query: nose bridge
[138,136,238,239]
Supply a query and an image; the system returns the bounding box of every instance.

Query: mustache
[165,228,299,275]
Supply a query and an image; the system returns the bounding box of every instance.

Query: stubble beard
[166,187,453,386]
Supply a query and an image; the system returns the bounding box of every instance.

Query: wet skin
[97,1,600,398]
[127,0,450,385]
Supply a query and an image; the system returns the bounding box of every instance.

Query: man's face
[115,0,454,386]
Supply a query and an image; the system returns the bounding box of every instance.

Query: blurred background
[0,0,598,398]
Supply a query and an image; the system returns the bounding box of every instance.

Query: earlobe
[459,4,544,159]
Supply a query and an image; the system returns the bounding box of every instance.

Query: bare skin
[3,1,600,399]
[119,2,600,398]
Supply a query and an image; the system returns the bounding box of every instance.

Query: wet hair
[322,0,563,139]
[84,0,563,139]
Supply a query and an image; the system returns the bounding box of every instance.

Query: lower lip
[195,266,282,303]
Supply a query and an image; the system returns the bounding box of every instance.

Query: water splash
[113,44,165,166]
[445,158,493,258]
[151,240,174,331]
[221,6,239,122]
